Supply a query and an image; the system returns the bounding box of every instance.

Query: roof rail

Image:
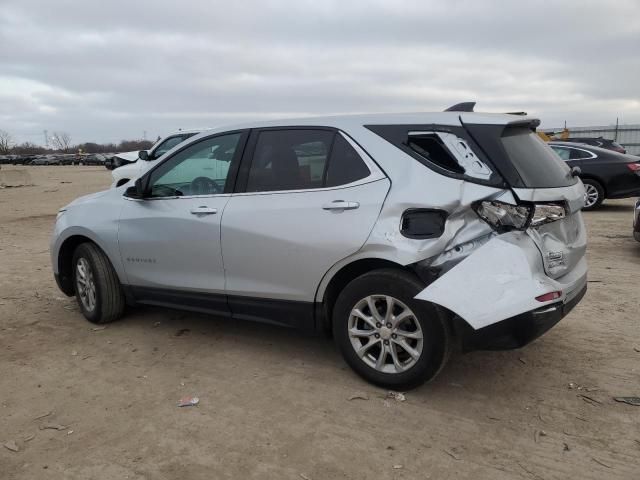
[505,111,528,116]
[444,102,475,112]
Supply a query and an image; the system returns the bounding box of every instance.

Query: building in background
[543,124,640,155]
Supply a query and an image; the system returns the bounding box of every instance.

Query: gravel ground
[1,166,639,479]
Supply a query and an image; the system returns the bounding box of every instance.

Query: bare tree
[0,129,13,154]
[51,131,72,152]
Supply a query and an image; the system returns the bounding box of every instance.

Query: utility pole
[143,130,147,141]
[614,117,619,141]
[43,130,48,148]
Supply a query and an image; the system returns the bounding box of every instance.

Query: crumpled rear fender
[414,231,587,330]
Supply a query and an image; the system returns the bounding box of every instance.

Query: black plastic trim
[400,208,448,239]
[124,285,316,330]
[364,124,506,188]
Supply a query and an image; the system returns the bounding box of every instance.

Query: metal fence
[543,124,640,155]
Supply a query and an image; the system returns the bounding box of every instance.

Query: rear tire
[333,269,450,390]
[582,179,604,210]
[72,243,125,324]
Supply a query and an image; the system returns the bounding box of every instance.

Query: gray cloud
[1,0,639,144]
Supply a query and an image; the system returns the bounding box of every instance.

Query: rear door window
[550,146,571,160]
[245,130,371,192]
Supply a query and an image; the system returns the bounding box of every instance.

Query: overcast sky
[1,0,639,145]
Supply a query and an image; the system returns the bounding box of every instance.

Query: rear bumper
[458,283,587,351]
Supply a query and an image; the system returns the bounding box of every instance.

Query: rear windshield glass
[501,128,576,188]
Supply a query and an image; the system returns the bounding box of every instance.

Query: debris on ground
[518,357,526,364]
[3,440,19,452]
[91,326,106,332]
[24,434,35,442]
[592,458,612,469]
[71,350,78,356]
[443,449,461,460]
[348,393,369,401]
[39,423,68,431]
[392,464,403,469]
[175,328,190,337]
[578,394,602,406]
[153,321,161,327]
[634,347,640,353]
[613,396,640,406]
[299,474,311,480]
[33,411,53,420]
[568,382,599,392]
[386,391,406,402]
[534,430,547,443]
[563,443,571,452]
[177,395,199,407]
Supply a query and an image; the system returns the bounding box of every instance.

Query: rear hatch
[462,117,586,280]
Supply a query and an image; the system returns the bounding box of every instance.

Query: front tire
[333,269,450,390]
[582,179,604,210]
[72,243,125,324]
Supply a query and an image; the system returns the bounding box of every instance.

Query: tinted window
[501,128,575,188]
[550,146,570,160]
[149,133,241,197]
[247,130,334,192]
[325,135,370,187]
[407,134,465,174]
[153,133,197,158]
[569,148,593,160]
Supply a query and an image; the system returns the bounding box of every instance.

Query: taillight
[626,163,640,172]
[536,291,562,302]
[473,201,566,231]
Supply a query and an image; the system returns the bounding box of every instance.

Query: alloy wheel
[348,295,424,374]
[584,183,599,208]
[76,257,96,312]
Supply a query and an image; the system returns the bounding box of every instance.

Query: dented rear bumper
[456,283,586,351]
[414,230,588,345]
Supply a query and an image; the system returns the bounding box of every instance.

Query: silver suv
[50,108,588,389]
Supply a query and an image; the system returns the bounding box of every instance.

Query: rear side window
[325,135,370,187]
[550,146,570,160]
[569,148,593,160]
[407,135,464,174]
[246,130,370,192]
[500,128,575,188]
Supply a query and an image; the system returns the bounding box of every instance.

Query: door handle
[322,200,360,211]
[190,206,218,215]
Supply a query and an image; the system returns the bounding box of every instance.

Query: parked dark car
[562,137,626,154]
[549,141,640,210]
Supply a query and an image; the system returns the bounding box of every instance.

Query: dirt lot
[1,166,639,479]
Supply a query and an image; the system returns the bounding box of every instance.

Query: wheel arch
[56,234,112,296]
[316,257,418,332]
[579,175,607,197]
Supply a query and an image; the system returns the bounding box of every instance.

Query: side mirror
[138,150,149,161]
[124,177,146,199]
[571,166,582,177]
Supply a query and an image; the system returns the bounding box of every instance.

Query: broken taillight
[535,291,562,302]
[473,201,566,231]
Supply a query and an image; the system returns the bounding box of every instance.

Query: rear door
[221,128,390,328]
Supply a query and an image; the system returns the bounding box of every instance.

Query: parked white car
[111,129,203,187]
[51,106,587,389]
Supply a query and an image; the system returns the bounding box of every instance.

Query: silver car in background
[50,107,587,389]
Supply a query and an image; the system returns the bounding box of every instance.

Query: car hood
[113,150,140,162]
[64,189,111,209]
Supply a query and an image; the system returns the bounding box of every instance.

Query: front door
[117,131,247,314]
[221,128,390,327]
